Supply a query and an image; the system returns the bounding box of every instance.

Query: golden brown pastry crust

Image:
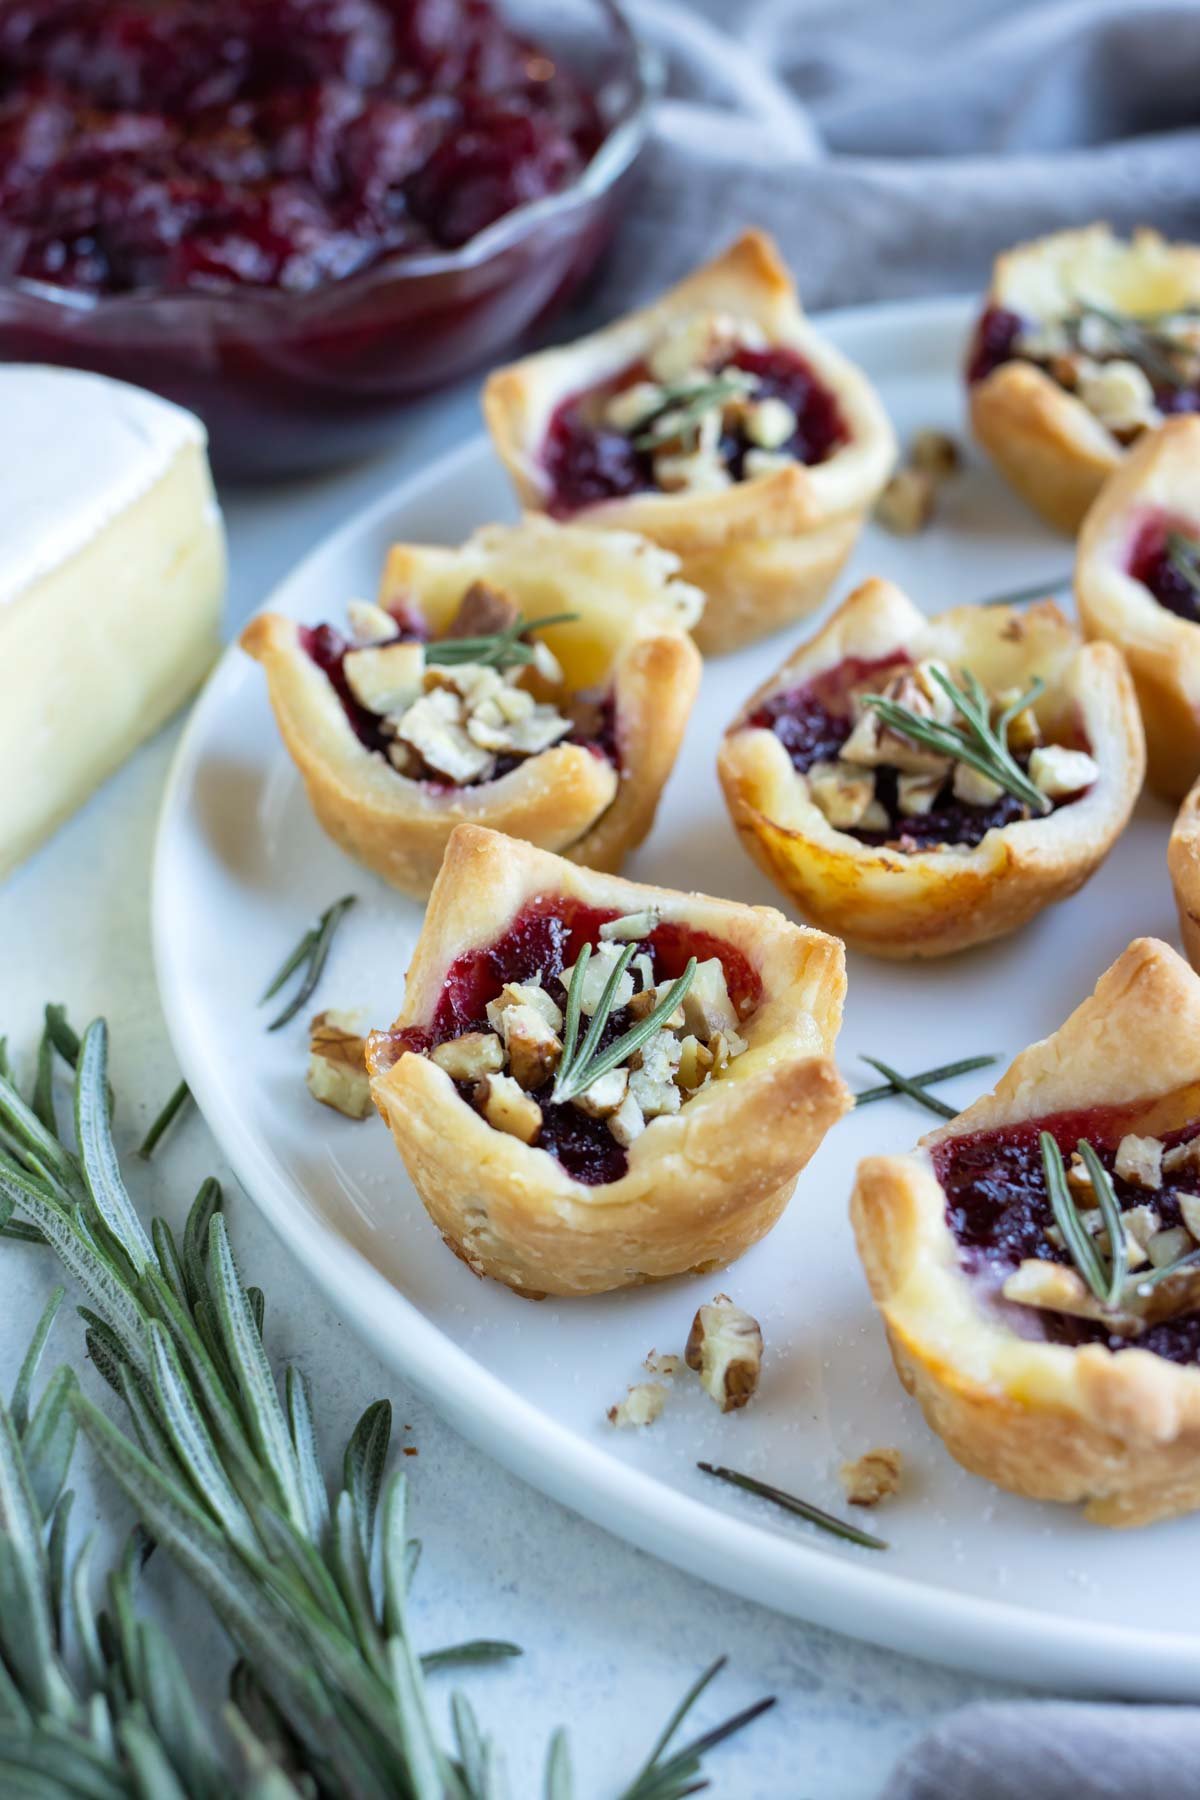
[1077,416,1200,798]
[365,824,849,1298]
[482,230,897,655]
[241,520,701,898]
[717,578,1146,960]
[969,224,1200,534]
[851,938,1200,1528]
[1169,779,1200,973]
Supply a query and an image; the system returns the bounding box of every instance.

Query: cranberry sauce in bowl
[1128,513,1200,625]
[543,346,848,517]
[390,896,761,1185]
[744,655,1086,852]
[0,0,650,474]
[935,1110,1200,1364]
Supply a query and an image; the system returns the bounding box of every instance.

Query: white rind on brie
[0,364,226,879]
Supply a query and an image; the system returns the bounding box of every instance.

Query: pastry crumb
[607,1383,667,1428]
[685,1295,763,1413]
[306,1011,373,1120]
[839,1446,903,1507]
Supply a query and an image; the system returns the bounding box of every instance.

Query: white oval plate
[154,295,1192,1696]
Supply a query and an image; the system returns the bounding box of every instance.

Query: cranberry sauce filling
[1128,512,1200,625]
[935,1110,1200,1363]
[542,346,848,517]
[0,0,604,297]
[300,619,616,785]
[392,897,762,1186]
[744,656,1068,852]
[966,305,1023,384]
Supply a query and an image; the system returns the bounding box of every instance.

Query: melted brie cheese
[0,365,226,879]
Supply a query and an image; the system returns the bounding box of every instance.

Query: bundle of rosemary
[0,1010,771,1797]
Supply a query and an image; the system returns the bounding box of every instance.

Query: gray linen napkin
[576,0,1200,319]
[576,2,1200,1792]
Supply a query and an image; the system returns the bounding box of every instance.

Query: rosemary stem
[857,1056,957,1121]
[697,1462,888,1552]
[854,1053,997,1109]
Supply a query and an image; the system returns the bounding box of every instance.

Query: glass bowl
[0,0,652,481]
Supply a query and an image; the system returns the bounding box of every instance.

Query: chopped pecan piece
[474,1073,542,1144]
[685,1295,763,1412]
[839,1447,903,1507]
[1114,1133,1163,1190]
[306,1011,373,1120]
[606,1382,667,1428]
[446,580,518,639]
[430,1032,505,1083]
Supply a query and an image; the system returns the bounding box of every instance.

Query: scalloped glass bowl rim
[0,0,658,324]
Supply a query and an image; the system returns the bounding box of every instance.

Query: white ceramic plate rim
[153,294,1198,1695]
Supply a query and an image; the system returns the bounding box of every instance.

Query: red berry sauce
[1128,511,1200,625]
[0,0,604,297]
[390,896,761,1185]
[542,345,848,516]
[935,1109,1200,1362]
[743,655,1084,851]
[300,619,616,784]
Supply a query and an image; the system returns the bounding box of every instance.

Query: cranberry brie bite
[717,579,1144,959]
[365,826,848,1297]
[241,520,701,898]
[1077,417,1200,799]
[853,938,1200,1527]
[482,231,896,656]
[968,224,1200,532]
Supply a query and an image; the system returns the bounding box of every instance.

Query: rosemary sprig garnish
[425,610,578,672]
[0,1008,773,1796]
[697,1462,888,1552]
[138,1076,192,1159]
[979,574,1072,607]
[1039,1131,1126,1306]
[261,893,357,1031]
[1073,302,1189,390]
[1125,1245,1200,1297]
[865,666,1050,815]
[1166,529,1200,598]
[616,1656,776,1800]
[854,1053,998,1114]
[855,1054,997,1120]
[551,952,698,1107]
[633,374,750,451]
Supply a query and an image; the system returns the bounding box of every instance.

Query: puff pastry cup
[1077,416,1200,799]
[1169,779,1200,974]
[852,937,1200,1528]
[482,230,897,656]
[968,223,1200,533]
[717,578,1145,960]
[365,825,849,1298]
[241,519,702,898]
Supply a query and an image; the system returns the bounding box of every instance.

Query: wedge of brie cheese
[0,366,226,880]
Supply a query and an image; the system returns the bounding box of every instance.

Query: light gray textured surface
[0,383,1011,1797]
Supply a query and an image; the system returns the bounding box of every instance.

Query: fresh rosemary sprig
[615,1656,776,1800]
[0,1010,772,1796]
[1039,1131,1127,1307]
[978,574,1072,607]
[633,374,750,452]
[1125,1244,1200,1298]
[865,666,1050,816]
[551,951,698,1107]
[138,1076,192,1159]
[1166,530,1200,597]
[425,611,578,672]
[1073,303,1190,390]
[697,1462,888,1552]
[261,894,357,1031]
[854,1054,998,1114]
